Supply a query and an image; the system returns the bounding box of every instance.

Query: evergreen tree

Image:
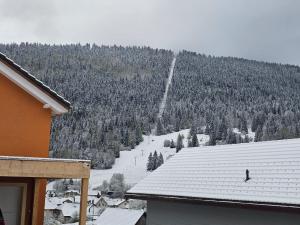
[124,130,130,147]
[189,124,197,137]
[170,139,176,148]
[208,131,216,146]
[191,133,199,147]
[163,139,171,147]
[226,129,236,144]
[239,114,248,134]
[217,117,227,140]
[147,153,154,171]
[153,150,158,169]
[176,134,184,152]
[244,135,250,143]
[208,122,217,146]
[109,173,125,198]
[158,153,164,167]
[135,125,143,145]
[156,119,165,136]
[254,126,263,142]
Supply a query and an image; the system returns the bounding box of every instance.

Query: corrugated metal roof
[128,138,300,207]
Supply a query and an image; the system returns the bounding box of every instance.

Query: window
[0,209,6,225]
[0,184,27,225]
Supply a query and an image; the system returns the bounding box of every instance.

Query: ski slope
[89,130,209,189]
[157,55,176,119]
[153,55,176,134]
[47,127,252,192]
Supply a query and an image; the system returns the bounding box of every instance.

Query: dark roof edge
[125,193,300,213]
[0,52,71,110]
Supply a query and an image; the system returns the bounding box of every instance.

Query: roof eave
[125,193,300,213]
[0,53,71,113]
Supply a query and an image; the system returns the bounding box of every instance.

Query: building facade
[0,53,90,225]
[127,139,300,225]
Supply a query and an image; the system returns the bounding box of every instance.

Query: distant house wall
[136,214,146,225]
[0,74,52,225]
[44,209,64,223]
[147,200,300,225]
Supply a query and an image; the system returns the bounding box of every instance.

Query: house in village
[0,52,90,225]
[56,203,80,223]
[46,189,57,198]
[94,208,145,225]
[46,197,95,224]
[44,198,64,223]
[94,196,125,208]
[127,138,300,225]
[64,189,81,198]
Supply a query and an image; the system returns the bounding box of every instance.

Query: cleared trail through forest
[153,54,177,134]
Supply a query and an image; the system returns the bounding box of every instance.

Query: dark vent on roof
[245,169,251,182]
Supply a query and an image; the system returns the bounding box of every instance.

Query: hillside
[89,129,209,188]
[1,44,300,168]
[0,43,173,168]
[162,51,300,144]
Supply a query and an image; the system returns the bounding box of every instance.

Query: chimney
[245,169,250,182]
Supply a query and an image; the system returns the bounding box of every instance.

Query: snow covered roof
[94,208,144,225]
[102,197,125,206]
[0,52,70,115]
[127,138,300,209]
[65,190,80,194]
[88,190,100,196]
[57,203,79,217]
[44,198,57,210]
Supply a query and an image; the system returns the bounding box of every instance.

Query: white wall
[147,199,300,225]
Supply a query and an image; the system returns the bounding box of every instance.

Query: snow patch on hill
[47,127,253,192]
[89,130,209,189]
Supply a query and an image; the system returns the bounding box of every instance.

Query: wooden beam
[20,183,27,225]
[0,157,90,179]
[31,179,41,225]
[79,178,89,225]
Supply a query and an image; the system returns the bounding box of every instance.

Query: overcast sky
[0,0,299,65]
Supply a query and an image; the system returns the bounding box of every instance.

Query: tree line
[161,51,300,145]
[0,43,173,168]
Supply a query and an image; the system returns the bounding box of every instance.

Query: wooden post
[32,178,41,225]
[79,178,89,225]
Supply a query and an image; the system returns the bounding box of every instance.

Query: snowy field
[47,127,253,192]
[45,128,254,224]
[46,129,209,192]
[89,129,209,189]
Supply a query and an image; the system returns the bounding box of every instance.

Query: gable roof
[127,138,300,210]
[95,208,144,225]
[0,52,70,115]
[44,198,57,210]
[57,203,79,217]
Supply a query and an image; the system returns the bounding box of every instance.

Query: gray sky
[0,0,299,65]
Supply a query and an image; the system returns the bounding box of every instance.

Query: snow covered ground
[233,128,255,140]
[90,129,209,189]
[46,128,255,224]
[46,129,209,192]
[47,127,253,191]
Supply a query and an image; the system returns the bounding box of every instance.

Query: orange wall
[0,73,52,225]
[0,73,52,157]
